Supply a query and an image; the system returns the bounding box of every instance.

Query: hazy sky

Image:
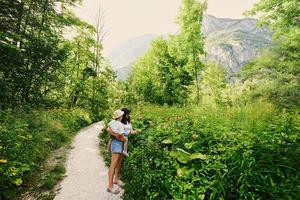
[73,0,259,55]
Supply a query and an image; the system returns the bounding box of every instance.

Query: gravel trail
[55,122,123,200]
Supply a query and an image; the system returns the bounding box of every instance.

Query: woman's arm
[130,129,142,135]
[107,127,126,142]
[106,127,117,137]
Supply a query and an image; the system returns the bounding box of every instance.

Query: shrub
[101,104,300,199]
[0,108,91,199]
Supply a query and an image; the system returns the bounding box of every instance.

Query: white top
[108,120,125,135]
[123,122,133,136]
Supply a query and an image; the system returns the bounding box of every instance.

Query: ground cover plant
[101,103,300,200]
[0,109,92,199]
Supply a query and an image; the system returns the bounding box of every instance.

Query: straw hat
[113,109,124,119]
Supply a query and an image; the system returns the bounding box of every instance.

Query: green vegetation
[0,0,117,198]
[1,0,299,199]
[243,0,300,109]
[100,104,299,199]
[0,0,117,117]
[127,0,207,105]
[41,164,66,190]
[100,0,300,199]
[0,108,91,198]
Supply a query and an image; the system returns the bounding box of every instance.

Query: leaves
[242,0,300,109]
[128,37,193,105]
[171,151,189,164]
[161,139,173,144]
[184,141,197,149]
[118,104,300,200]
[14,178,22,186]
[190,152,207,160]
[170,148,191,164]
[0,109,92,198]
[177,167,192,177]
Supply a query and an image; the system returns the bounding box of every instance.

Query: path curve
[55,122,123,200]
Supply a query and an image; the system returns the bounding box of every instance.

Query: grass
[0,108,92,199]
[41,164,66,190]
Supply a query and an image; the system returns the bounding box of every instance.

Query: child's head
[113,109,124,121]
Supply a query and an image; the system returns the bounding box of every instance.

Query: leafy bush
[0,108,91,199]
[101,104,300,199]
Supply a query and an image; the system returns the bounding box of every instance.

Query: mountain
[108,34,158,80]
[202,14,272,75]
[108,14,272,80]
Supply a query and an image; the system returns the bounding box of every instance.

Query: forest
[0,0,299,199]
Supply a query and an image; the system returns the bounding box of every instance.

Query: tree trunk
[38,0,49,38]
[195,70,200,105]
[192,48,200,105]
[14,1,24,46]
[19,0,34,49]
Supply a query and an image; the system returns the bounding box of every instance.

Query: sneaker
[122,151,129,157]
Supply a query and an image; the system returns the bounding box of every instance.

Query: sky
[73,0,259,55]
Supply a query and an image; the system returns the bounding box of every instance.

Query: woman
[106,108,141,194]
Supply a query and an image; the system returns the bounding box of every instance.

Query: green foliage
[0,0,115,113]
[127,0,207,106]
[177,0,207,104]
[197,62,227,107]
[246,0,300,44]
[0,1,116,196]
[102,0,300,199]
[41,164,66,190]
[53,19,116,119]
[242,0,300,109]
[1,4,114,197]
[128,37,193,105]
[239,51,300,109]
[107,104,299,200]
[0,0,79,108]
[0,108,91,199]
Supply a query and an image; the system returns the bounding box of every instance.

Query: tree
[199,62,227,107]
[0,0,82,109]
[128,37,193,105]
[127,0,207,105]
[128,39,164,104]
[177,0,207,104]
[243,0,300,109]
[94,3,108,75]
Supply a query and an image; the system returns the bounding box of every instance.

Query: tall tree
[199,62,227,107]
[0,0,82,108]
[94,3,108,75]
[128,37,192,105]
[177,0,207,104]
[127,0,207,105]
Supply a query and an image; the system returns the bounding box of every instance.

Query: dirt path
[55,122,123,200]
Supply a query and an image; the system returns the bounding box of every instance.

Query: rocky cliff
[202,14,272,75]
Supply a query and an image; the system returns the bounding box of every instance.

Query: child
[107,109,129,157]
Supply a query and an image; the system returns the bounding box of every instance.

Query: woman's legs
[108,153,121,190]
[114,155,124,183]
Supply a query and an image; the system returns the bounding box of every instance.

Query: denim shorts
[111,138,124,153]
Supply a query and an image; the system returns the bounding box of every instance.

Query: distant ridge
[108,34,158,80]
[108,14,272,80]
